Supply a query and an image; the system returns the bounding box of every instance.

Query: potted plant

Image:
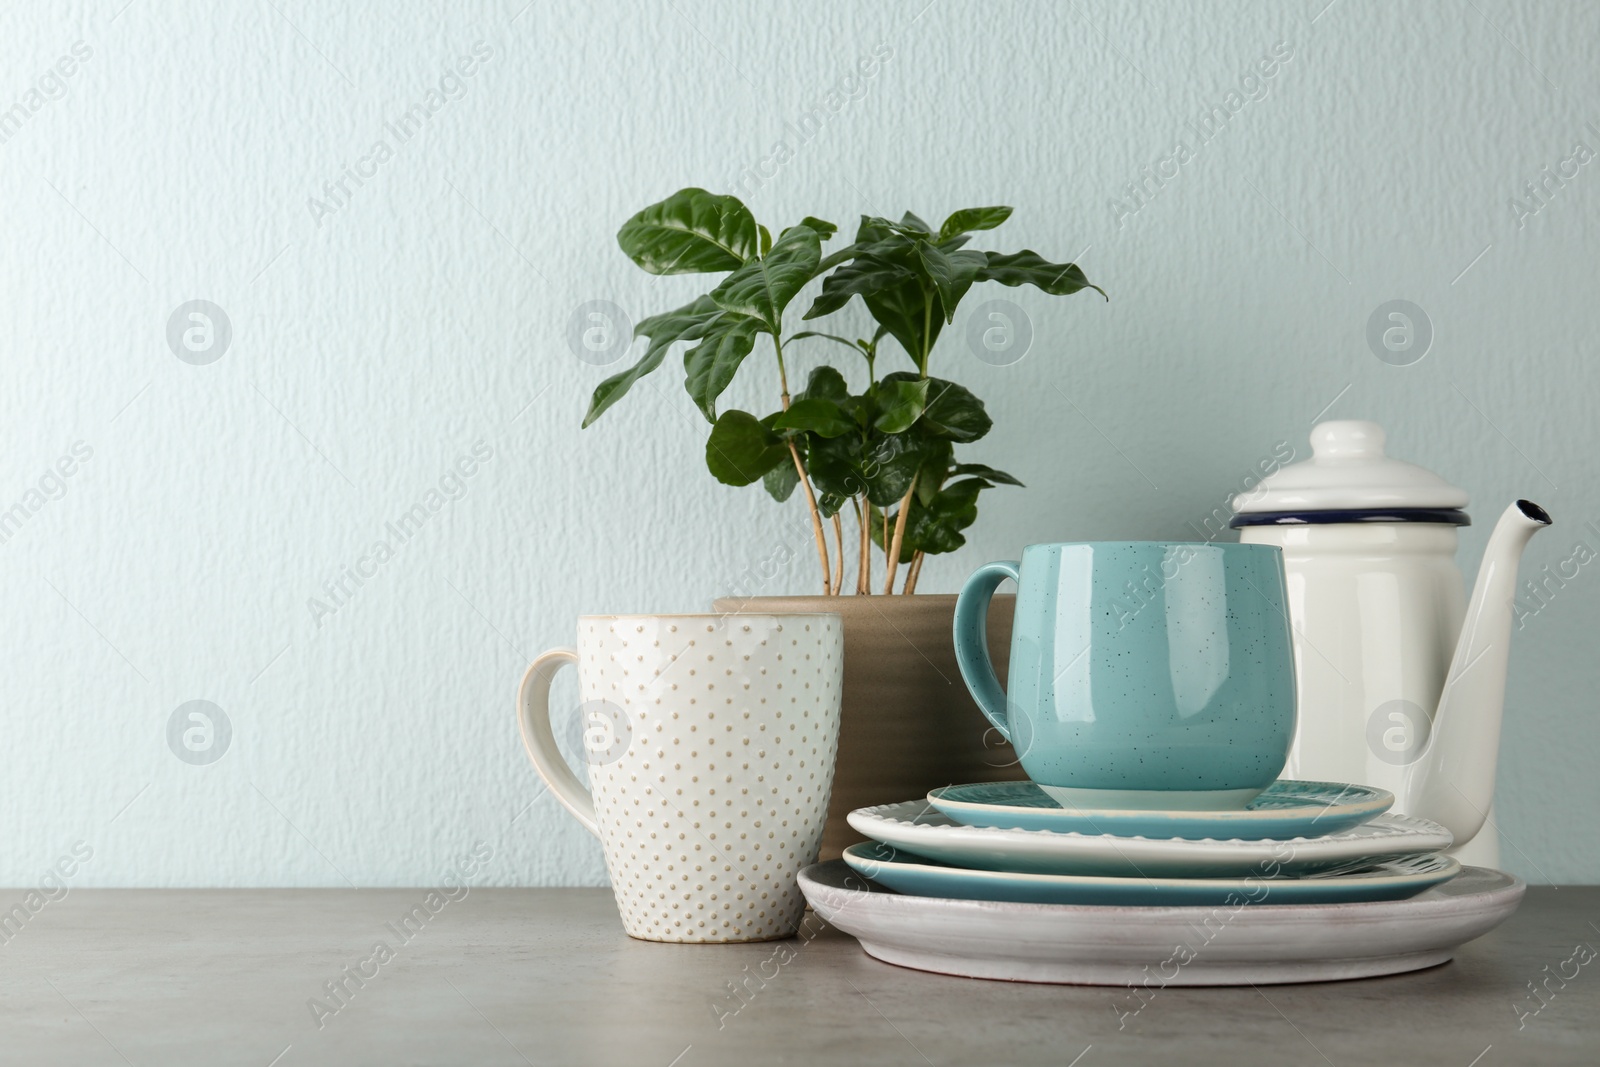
[584,188,1104,856]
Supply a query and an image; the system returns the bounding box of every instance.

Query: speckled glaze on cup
[517,613,844,943]
[953,542,1296,809]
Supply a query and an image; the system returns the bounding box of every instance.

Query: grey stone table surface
[0,885,1596,1067]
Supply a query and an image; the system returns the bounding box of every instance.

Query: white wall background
[2,0,1596,887]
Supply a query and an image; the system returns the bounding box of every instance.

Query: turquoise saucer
[841,841,1459,907]
[927,780,1394,840]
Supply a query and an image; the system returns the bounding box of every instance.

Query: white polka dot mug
[517,613,844,943]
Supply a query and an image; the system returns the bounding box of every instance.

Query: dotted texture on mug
[584,617,843,943]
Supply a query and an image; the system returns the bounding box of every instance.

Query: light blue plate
[927,780,1394,840]
[841,841,1459,907]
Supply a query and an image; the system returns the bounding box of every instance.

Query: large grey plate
[799,860,1523,987]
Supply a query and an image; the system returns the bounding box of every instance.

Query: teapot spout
[1406,500,1551,844]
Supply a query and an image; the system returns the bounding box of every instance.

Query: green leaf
[796,216,838,240]
[869,496,962,561]
[896,374,992,442]
[938,206,1013,240]
[816,242,862,276]
[951,463,1023,487]
[894,211,933,236]
[855,215,895,243]
[906,499,974,555]
[705,410,789,486]
[873,378,929,433]
[710,224,822,332]
[757,224,772,256]
[939,477,991,504]
[817,491,847,518]
[617,188,759,274]
[582,295,723,427]
[804,434,865,501]
[683,314,762,421]
[770,397,855,438]
[803,253,914,319]
[807,229,934,361]
[977,250,1106,298]
[763,458,799,502]
[806,216,900,279]
[635,295,727,356]
[854,234,917,261]
[860,433,924,506]
[891,479,990,559]
[791,330,867,357]
[916,242,985,324]
[915,439,955,504]
[797,365,850,403]
[804,429,921,506]
[865,279,939,366]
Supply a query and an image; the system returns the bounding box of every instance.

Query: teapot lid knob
[1311,420,1387,460]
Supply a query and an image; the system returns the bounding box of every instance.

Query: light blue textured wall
[2,0,1595,886]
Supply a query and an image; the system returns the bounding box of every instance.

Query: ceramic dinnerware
[953,541,1296,810]
[799,860,1522,986]
[846,801,1453,878]
[841,841,1460,907]
[926,779,1393,839]
[517,612,843,943]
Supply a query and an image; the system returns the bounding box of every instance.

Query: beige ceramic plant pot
[712,593,1024,860]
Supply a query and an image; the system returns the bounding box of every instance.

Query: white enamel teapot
[1230,420,1550,867]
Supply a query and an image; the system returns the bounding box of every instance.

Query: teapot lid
[1230,420,1470,521]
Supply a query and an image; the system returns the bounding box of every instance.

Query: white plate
[848,801,1454,878]
[800,861,1524,986]
[843,841,1459,906]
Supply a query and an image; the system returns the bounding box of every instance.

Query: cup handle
[516,649,599,837]
[953,560,1020,744]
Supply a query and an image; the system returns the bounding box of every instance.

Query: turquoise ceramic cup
[953,542,1296,810]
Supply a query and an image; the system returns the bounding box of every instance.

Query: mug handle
[953,560,1021,743]
[516,649,599,837]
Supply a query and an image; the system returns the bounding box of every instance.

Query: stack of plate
[799,779,1526,985]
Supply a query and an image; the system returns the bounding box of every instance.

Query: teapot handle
[953,560,1020,743]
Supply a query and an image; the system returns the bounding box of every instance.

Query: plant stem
[830,513,844,596]
[883,509,890,573]
[773,332,830,594]
[855,497,871,595]
[903,550,925,594]
[882,475,917,594]
[789,441,831,594]
[775,332,792,407]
